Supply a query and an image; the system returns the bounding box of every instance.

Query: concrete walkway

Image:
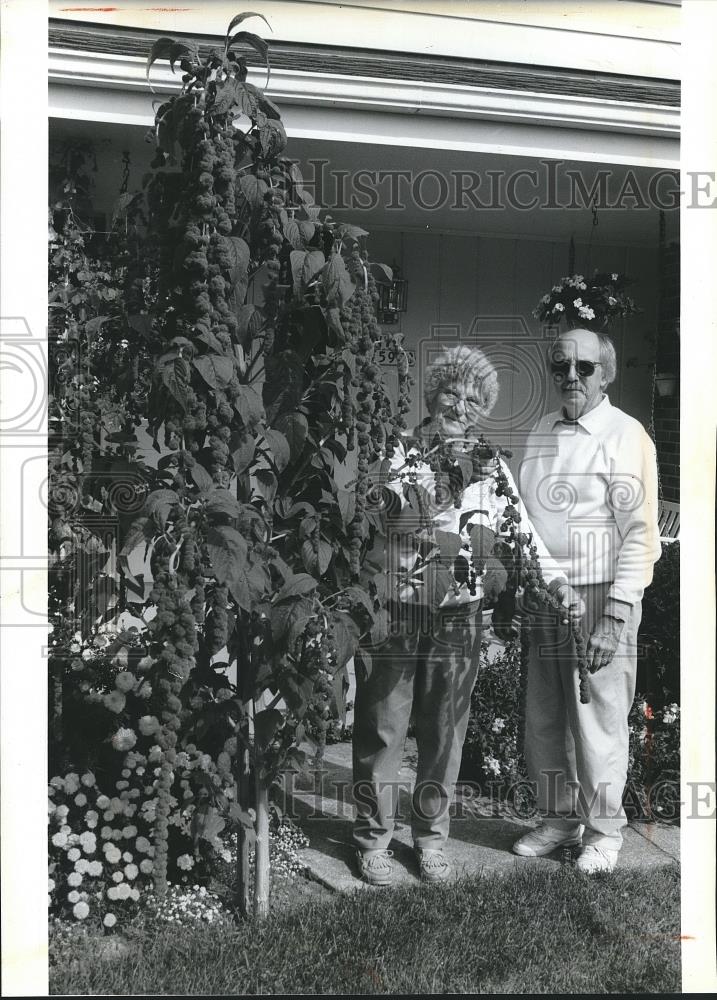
[277,740,680,893]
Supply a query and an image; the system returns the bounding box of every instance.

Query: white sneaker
[512,824,583,857]
[575,844,618,874]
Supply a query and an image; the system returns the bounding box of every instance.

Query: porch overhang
[49,22,680,170]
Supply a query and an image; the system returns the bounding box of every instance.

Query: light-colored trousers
[352,607,482,851]
[524,581,641,850]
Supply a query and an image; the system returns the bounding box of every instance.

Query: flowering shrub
[533,272,639,330]
[142,885,232,928]
[637,542,680,706]
[460,637,525,787]
[48,13,410,916]
[626,697,680,821]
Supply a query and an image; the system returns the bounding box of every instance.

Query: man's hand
[554,584,585,626]
[586,616,624,673]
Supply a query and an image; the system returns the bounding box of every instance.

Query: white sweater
[518,395,662,610]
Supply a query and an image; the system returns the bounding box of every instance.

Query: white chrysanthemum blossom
[125,864,139,881]
[64,773,80,793]
[67,872,83,887]
[122,825,138,840]
[103,913,117,928]
[67,890,80,904]
[140,859,153,874]
[88,861,103,876]
[111,728,137,752]
[177,854,195,871]
[75,859,90,874]
[96,795,111,810]
[112,871,124,883]
[80,832,97,854]
[107,886,119,901]
[104,690,127,714]
[68,848,81,862]
[81,772,96,788]
[139,715,161,737]
[114,670,136,693]
[51,832,69,849]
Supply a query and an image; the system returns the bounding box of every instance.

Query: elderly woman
[352,345,578,885]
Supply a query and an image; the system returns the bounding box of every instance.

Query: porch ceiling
[50,118,679,248]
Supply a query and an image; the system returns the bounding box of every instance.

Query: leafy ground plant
[50,863,680,995]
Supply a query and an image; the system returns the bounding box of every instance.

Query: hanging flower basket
[533,272,640,331]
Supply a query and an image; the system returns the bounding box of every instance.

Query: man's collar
[550,394,612,433]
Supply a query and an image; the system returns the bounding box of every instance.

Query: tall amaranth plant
[115,14,412,914]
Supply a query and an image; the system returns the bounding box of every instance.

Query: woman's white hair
[423,344,499,418]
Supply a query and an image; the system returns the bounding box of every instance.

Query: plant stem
[253,771,270,918]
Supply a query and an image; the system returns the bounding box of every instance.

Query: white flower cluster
[143,885,230,927]
[662,703,679,726]
[48,767,156,926]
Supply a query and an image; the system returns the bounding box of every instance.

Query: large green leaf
[273,412,308,461]
[193,355,234,389]
[191,805,225,844]
[146,36,176,88]
[337,488,356,526]
[142,489,179,530]
[434,529,463,560]
[332,613,360,668]
[160,357,190,410]
[262,428,290,472]
[189,461,214,491]
[226,236,251,309]
[275,573,318,602]
[206,525,252,610]
[263,352,305,425]
[225,11,272,46]
[234,384,265,427]
[322,252,355,308]
[254,708,284,751]
[342,585,376,621]
[238,174,269,210]
[301,538,333,576]
[119,516,154,559]
[229,429,256,474]
[226,31,271,87]
[204,489,244,521]
[282,218,302,249]
[269,595,313,644]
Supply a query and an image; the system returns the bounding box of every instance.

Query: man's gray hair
[549,329,618,386]
[596,333,618,385]
[423,344,499,417]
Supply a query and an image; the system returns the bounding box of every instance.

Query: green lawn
[50,864,680,995]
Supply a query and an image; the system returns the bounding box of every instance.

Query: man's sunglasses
[550,359,602,378]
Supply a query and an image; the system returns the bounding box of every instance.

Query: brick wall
[653,241,679,503]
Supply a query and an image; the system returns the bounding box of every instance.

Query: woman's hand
[554,583,585,625]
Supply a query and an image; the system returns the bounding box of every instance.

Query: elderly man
[513,328,661,873]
